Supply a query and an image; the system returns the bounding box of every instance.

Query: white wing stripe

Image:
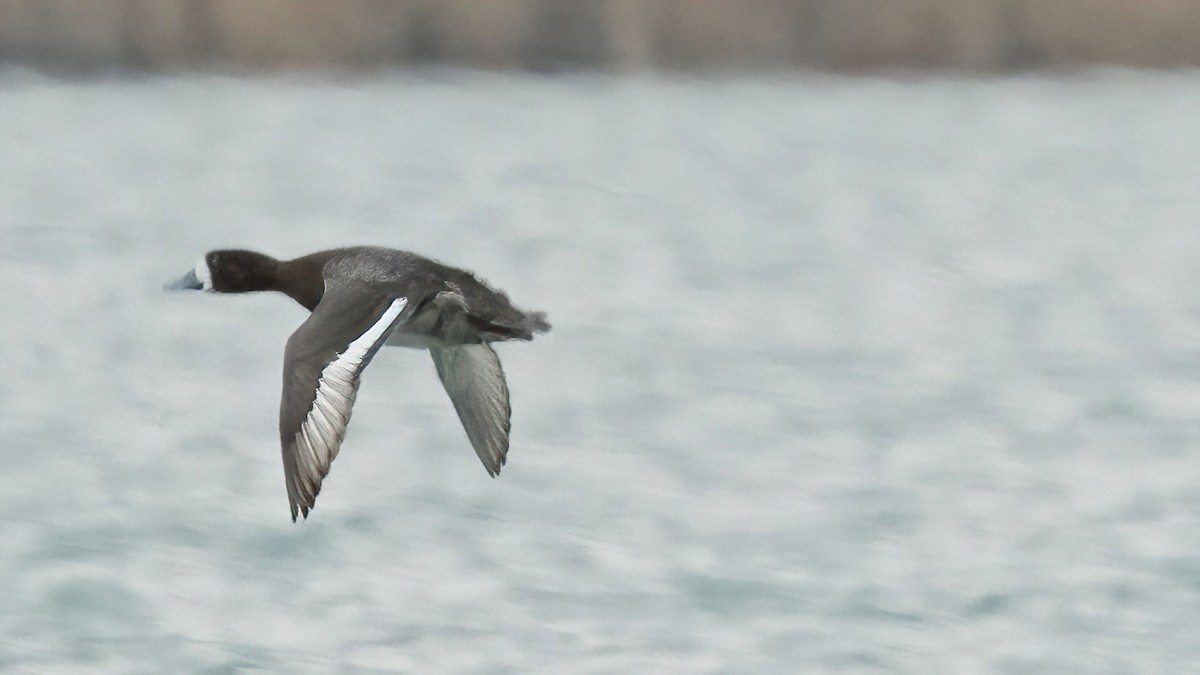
[341,297,407,366]
[293,298,408,492]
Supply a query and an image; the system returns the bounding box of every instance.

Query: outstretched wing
[280,289,408,521]
[429,343,512,476]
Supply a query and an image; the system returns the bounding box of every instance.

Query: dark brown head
[164,249,280,294]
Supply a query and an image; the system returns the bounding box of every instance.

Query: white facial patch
[195,256,214,291]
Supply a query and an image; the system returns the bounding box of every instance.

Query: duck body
[166,246,550,521]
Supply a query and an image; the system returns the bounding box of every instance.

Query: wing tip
[290,503,312,523]
[486,451,508,478]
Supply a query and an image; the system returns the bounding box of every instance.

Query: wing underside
[430,343,512,476]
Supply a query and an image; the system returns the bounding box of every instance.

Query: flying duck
[165,246,550,521]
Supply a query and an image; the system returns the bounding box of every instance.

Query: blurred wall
[3,0,1200,72]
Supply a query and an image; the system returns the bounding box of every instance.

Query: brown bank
[2,0,1200,72]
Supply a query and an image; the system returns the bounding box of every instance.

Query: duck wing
[429,343,511,476]
[279,287,408,521]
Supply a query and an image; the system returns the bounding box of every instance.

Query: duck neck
[276,253,333,311]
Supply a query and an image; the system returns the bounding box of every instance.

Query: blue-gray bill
[164,269,203,291]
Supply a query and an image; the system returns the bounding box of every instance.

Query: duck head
[164,249,279,294]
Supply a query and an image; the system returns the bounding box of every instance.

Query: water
[2,68,1200,673]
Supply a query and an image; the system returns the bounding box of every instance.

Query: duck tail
[467,308,550,342]
[525,310,551,335]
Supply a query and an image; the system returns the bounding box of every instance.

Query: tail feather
[466,308,550,342]
[525,310,551,335]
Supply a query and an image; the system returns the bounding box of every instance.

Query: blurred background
[5,0,1200,72]
[3,2,1200,674]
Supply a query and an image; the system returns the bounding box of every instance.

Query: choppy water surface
[2,69,1199,673]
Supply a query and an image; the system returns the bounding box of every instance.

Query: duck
[165,246,550,521]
